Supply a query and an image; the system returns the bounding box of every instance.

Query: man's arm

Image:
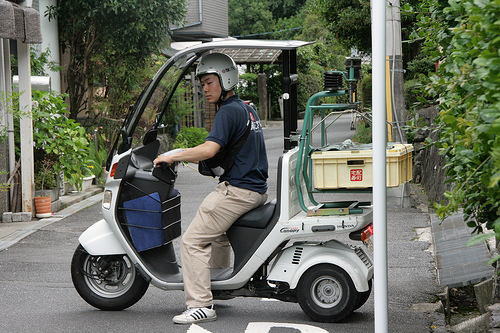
[153,140,221,166]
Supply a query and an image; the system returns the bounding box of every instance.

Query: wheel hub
[83,255,135,298]
[312,276,342,308]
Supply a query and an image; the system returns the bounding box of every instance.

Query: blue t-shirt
[206,95,268,194]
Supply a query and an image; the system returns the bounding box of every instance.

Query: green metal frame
[294,71,368,214]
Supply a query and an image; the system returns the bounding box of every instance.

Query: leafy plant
[352,119,372,144]
[359,74,372,109]
[31,90,91,190]
[35,160,57,196]
[173,127,209,149]
[47,0,187,120]
[413,0,500,241]
[85,129,108,184]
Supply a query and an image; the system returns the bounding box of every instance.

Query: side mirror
[143,129,158,145]
[117,127,132,154]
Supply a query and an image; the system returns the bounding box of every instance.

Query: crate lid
[311,143,413,159]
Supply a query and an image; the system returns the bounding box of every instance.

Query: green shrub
[352,119,372,144]
[31,90,91,190]
[404,78,422,111]
[405,56,435,80]
[173,127,209,149]
[359,74,372,108]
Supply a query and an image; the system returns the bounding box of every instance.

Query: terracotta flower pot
[34,196,51,218]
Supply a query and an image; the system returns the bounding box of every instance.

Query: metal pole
[290,50,298,148]
[372,0,389,332]
[282,50,291,152]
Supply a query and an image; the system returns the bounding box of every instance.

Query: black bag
[198,106,252,178]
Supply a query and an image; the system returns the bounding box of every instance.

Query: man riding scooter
[153,53,268,324]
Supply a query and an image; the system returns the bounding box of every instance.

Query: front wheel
[71,244,149,310]
[297,264,358,322]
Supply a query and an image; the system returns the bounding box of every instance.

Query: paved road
[0,115,439,332]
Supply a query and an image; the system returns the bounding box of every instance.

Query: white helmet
[196,53,238,91]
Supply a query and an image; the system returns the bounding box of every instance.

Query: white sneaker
[172,306,217,324]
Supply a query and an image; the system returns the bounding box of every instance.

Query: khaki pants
[181,181,267,308]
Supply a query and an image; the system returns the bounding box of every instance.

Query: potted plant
[31,91,91,193]
[34,160,55,218]
[10,90,93,215]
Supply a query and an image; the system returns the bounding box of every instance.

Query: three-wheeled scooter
[71,39,374,322]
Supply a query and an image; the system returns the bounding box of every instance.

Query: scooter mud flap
[79,219,126,255]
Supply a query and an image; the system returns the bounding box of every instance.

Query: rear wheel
[297,264,358,322]
[71,245,149,310]
[354,279,372,310]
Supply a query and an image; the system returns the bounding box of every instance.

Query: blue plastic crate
[123,191,180,252]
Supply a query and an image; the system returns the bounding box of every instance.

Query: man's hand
[153,141,221,167]
[153,154,174,166]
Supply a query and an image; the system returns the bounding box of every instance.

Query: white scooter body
[78,146,373,293]
[71,39,374,322]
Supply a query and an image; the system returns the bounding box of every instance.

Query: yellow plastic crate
[311,144,413,189]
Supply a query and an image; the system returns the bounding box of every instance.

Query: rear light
[349,223,373,241]
[110,162,118,178]
[361,223,373,241]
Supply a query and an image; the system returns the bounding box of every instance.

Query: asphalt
[0,119,495,331]
[0,185,103,252]
[0,177,446,332]
[1,177,493,331]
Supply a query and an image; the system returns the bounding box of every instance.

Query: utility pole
[17,41,34,214]
[386,0,406,143]
[373,1,389,331]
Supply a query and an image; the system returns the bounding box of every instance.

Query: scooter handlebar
[157,162,173,169]
[152,161,177,184]
[159,148,185,157]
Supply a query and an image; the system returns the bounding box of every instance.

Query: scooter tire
[71,244,149,311]
[297,264,358,322]
[354,278,372,310]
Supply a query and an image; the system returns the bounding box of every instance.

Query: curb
[0,190,103,252]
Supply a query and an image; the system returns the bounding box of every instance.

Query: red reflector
[110,163,118,178]
[361,224,373,241]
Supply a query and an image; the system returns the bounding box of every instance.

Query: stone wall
[412,105,449,204]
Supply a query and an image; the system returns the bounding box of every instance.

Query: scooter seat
[232,199,277,229]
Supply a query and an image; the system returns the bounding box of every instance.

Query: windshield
[110,50,201,160]
[130,52,199,149]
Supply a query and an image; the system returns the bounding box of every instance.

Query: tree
[311,0,372,53]
[294,10,348,111]
[312,0,424,72]
[229,2,349,118]
[269,0,307,21]
[415,0,500,243]
[47,0,186,120]
[228,0,275,38]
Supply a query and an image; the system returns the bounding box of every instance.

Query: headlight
[102,190,112,210]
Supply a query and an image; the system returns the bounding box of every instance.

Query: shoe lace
[181,307,212,319]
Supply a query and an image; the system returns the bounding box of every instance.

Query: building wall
[185,0,201,24]
[176,0,228,38]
